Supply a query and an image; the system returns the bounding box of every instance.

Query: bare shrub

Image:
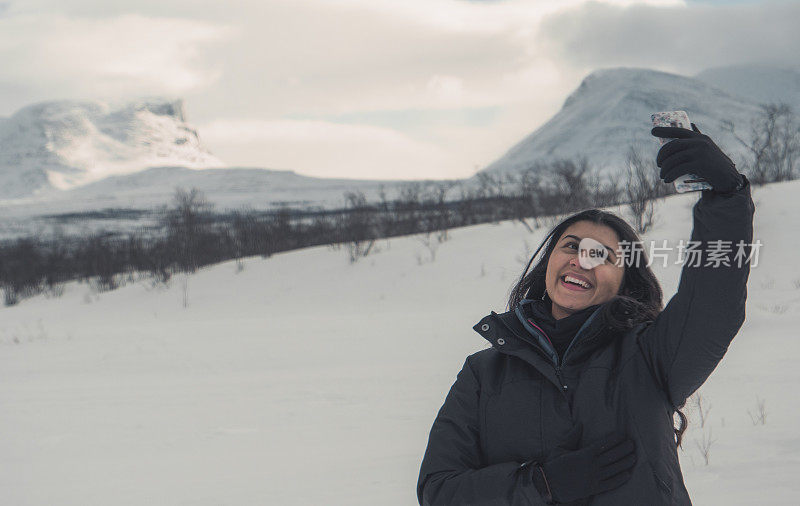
[342,190,378,264]
[748,396,767,425]
[690,392,712,428]
[44,282,66,298]
[417,232,439,264]
[624,146,667,234]
[767,304,788,314]
[722,103,800,184]
[347,240,375,264]
[694,427,715,466]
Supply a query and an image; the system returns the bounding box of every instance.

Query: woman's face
[545,221,625,319]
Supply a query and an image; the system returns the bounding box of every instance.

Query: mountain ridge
[1,64,798,212]
[478,66,776,177]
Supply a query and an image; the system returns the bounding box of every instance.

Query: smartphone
[650,111,713,193]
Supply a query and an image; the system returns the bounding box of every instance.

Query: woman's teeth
[562,275,591,289]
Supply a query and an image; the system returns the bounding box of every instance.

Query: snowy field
[1,180,799,505]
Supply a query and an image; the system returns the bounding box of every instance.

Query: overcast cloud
[538,0,800,72]
[0,0,796,180]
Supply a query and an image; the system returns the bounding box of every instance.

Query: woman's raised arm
[636,166,755,410]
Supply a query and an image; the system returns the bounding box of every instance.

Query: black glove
[651,123,745,193]
[524,426,637,504]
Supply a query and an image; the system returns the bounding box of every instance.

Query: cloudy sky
[0,0,797,180]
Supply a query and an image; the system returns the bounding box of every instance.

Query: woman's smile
[559,275,593,292]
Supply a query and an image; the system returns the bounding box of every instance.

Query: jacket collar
[515,299,603,364]
[474,302,613,369]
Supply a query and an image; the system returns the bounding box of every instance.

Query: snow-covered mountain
[0,98,414,233]
[479,67,776,177]
[0,98,224,198]
[2,64,799,232]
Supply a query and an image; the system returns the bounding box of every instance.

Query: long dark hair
[507,208,688,447]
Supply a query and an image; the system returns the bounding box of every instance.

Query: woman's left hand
[651,123,744,193]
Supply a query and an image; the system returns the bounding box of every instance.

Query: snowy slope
[31,165,404,210]
[0,98,224,198]
[695,64,800,112]
[480,67,768,177]
[0,178,797,505]
[0,165,405,215]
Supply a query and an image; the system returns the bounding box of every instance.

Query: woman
[417,125,755,505]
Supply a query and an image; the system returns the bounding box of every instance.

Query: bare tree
[624,146,666,233]
[164,187,214,273]
[504,169,541,233]
[43,230,70,297]
[424,181,456,242]
[475,172,506,199]
[0,238,43,306]
[342,190,377,263]
[83,234,122,292]
[587,169,624,208]
[551,157,592,212]
[722,103,800,184]
[396,182,423,235]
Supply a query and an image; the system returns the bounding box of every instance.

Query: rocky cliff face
[0,98,224,198]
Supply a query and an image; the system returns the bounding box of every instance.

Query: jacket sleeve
[417,355,548,506]
[637,176,755,410]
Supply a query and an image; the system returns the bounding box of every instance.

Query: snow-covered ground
[1,179,798,505]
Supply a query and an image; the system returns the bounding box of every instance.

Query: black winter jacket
[417,178,755,505]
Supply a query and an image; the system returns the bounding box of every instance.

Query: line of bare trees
[0,159,626,305]
[1,102,796,306]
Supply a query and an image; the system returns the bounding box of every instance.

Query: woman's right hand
[529,427,637,504]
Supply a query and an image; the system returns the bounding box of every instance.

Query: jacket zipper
[555,365,566,392]
[495,311,570,394]
[559,308,603,366]
[513,305,605,393]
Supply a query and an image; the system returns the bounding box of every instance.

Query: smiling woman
[417,128,755,505]
[544,222,625,320]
